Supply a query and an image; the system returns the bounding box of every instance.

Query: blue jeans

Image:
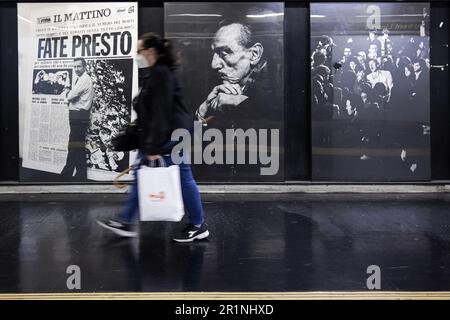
[119,152,205,226]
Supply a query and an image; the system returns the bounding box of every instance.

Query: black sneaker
[96,218,137,238]
[173,223,209,243]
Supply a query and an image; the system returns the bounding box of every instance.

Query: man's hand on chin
[211,92,248,112]
[199,83,246,117]
[206,83,242,103]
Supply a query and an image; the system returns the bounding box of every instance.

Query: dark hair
[398,56,412,69]
[347,57,357,65]
[74,58,87,68]
[368,59,379,67]
[413,58,427,70]
[139,32,177,70]
[360,83,372,97]
[404,64,414,75]
[314,65,331,77]
[312,51,326,66]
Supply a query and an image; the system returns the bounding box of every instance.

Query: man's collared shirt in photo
[67,72,93,111]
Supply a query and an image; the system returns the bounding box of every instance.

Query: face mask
[135,53,149,69]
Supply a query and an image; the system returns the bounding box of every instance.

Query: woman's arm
[142,66,174,156]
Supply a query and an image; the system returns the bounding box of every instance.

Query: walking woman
[97,33,209,243]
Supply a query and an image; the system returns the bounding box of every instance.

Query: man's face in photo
[74,60,85,77]
[343,48,351,57]
[357,52,366,64]
[211,23,255,86]
[386,43,393,54]
[413,62,421,73]
[57,75,64,85]
[369,60,377,72]
[361,92,368,103]
[48,73,56,83]
[405,66,412,77]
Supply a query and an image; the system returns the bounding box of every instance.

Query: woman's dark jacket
[134,61,193,155]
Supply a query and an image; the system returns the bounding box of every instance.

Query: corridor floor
[0,193,449,293]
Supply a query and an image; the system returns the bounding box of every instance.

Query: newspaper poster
[18,2,138,181]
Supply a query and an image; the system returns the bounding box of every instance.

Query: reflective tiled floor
[0,193,449,293]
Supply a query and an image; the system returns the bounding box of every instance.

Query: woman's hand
[147,155,160,161]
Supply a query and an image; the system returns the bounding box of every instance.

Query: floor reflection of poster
[165,2,284,182]
[310,3,431,181]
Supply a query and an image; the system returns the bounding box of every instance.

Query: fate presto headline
[37,31,133,58]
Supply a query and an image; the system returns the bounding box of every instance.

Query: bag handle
[113,166,133,189]
[145,156,167,168]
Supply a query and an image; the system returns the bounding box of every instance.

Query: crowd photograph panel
[310,2,431,181]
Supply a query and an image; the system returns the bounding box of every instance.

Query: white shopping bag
[137,160,185,222]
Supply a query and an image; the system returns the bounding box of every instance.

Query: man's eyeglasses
[137,48,146,54]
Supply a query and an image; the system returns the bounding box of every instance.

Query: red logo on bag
[149,192,165,200]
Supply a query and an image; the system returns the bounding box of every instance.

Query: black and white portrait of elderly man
[195,20,278,129]
[165,2,284,181]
